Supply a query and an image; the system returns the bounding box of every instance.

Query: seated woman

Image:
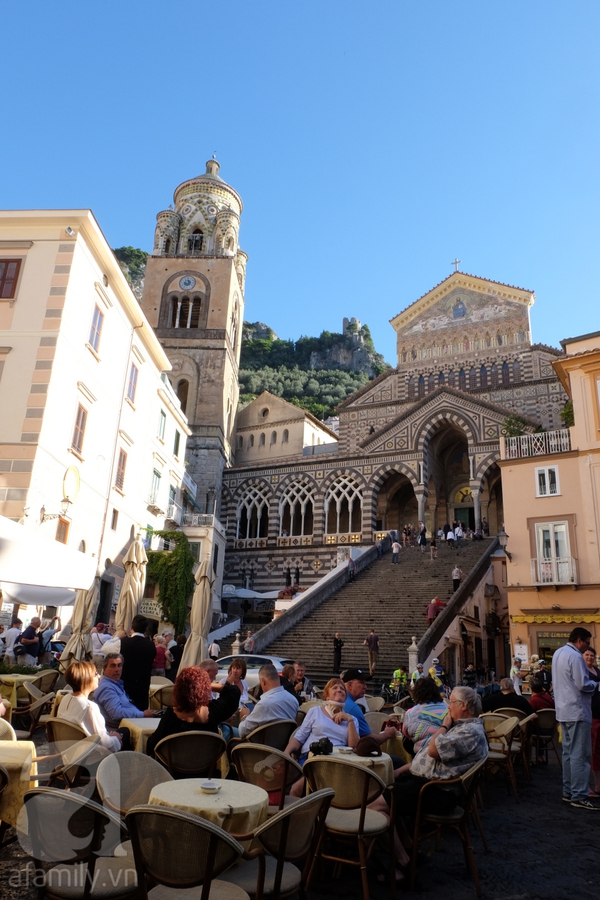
[61,661,122,752]
[146,666,240,758]
[401,676,448,756]
[219,657,250,707]
[285,678,359,765]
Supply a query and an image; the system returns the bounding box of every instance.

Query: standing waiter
[120,615,156,711]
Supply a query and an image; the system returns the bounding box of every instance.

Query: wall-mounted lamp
[65,227,75,236]
[40,496,72,523]
[497,528,512,562]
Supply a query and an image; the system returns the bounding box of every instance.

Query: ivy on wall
[146,531,195,635]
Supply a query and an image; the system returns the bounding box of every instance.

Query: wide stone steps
[265,541,491,684]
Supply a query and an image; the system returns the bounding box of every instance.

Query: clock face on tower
[179,276,196,290]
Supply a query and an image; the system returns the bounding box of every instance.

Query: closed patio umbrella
[179,559,214,669]
[59,578,98,670]
[115,536,148,634]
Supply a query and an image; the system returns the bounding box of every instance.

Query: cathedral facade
[140,163,567,597]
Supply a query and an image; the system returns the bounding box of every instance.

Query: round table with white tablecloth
[0,740,37,829]
[308,747,396,787]
[148,778,268,835]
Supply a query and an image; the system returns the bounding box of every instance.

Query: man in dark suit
[119,614,156,711]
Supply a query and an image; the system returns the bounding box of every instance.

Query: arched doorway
[424,422,471,532]
[375,471,417,532]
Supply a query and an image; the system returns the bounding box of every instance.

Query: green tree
[113,246,148,284]
[502,413,531,437]
[146,531,195,635]
[560,400,574,427]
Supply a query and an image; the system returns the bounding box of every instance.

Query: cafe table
[119,717,161,754]
[0,740,37,830]
[0,673,54,722]
[148,778,268,835]
[309,747,396,787]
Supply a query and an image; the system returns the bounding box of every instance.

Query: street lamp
[497,528,512,562]
[40,496,72,523]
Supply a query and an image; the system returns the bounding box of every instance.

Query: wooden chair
[152,684,175,708]
[150,676,172,685]
[125,804,249,900]
[97,751,174,816]
[494,706,529,722]
[154,731,227,779]
[46,716,88,749]
[511,713,538,781]
[531,708,561,768]
[303,757,395,900]
[365,696,385,712]
[27,669,60,697]
[24,787,136,900]
[220,788,335,900]
[0,718,17,741]
[12,692,56,740]
[242,719,298,751]
[408,758,487,896]
[484,716,520,800]
[231,743,303,815]
[364,711,390,733]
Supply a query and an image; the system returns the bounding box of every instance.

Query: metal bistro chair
[126,804,249,900]
[97,752,174,817]
[511,712,538,782]
[154,731,227,779]
[494,706,529,722]
[152,684,175,708]
[25,669,60,698]
[220,788,335,900]
[303,757,395,900]
[231,744,304,815]
[242,719,299,751]
[408,758,487,896]
[24,787,137,900]
[532,707,562,768]
[11,692,56,740]
[364,711,391,734]
[365,696,385,712]
[0,719,17,741]
[484,716,521,801]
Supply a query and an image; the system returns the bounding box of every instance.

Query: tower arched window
[188,229,203,255]
[438,372,445,386]
[480,365,488,389]
[458,369,466,390]
[496,333,503,346]
[164,237,171,254]
[271,431,277,445]
[190,296,201,328]
[249,434,254,448]
[176,379,189,415]
[407,377,415,400]
[418,375,425,398]
[428,373,436,393]
[259,433,265,446]
[469,367,477,390]
[282,429,289,443]
[501,361,510,385]
[279,478,315,536]
[237,436,243,450]
[490,364,498,387]
[448,370,455,388]
[325,475,362,535]
[513,360,521,382]
[236,482,270,539]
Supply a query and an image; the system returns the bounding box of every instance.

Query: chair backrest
[458,757,487,804]
[126,804,244,891]
[519,712,538,734]
[245,719,298,750]
[490,716,520,752]
[0,718,17,741]
[97,751,174,815]
[24,787,127,865]
[364,711,389,733]
[31,670,60,695]
[46,716,89,751]
[231,743,303,803]
[151,676,172,685]
[18,693,55,738]
[254,788,334,865]
[153,685,175,708]
[60,736,108,790]
[479,713,510,735]
[24,682,44,701]
[494,707,528,722]
[535,708,557,731]
[392,706,406,721]
[365,696,385,712]
[303,757,386,810]
[154,731,226,778]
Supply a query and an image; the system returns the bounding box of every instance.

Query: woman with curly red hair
[146,665,240,758]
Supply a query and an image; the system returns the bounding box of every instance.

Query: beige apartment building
[0,210,197,623]
[499,329,600,664]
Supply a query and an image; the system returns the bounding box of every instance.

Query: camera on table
[309,737,334,756]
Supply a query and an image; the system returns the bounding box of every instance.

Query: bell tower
[140,158,247,515]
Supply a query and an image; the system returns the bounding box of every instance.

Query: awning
[0,515,97,602]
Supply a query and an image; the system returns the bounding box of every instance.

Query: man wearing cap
[343,668,398,745]
[411,663,425,686]
[537,659,552,693]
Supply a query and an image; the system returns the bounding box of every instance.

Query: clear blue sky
[2,2,599,364]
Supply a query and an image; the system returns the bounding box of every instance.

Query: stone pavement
[1,753,599,899]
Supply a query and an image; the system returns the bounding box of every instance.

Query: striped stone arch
[472,452,501,491]
[320,466,370,493]
[364,462,420,535]
[415,408,479,452]
[321,469,367,536]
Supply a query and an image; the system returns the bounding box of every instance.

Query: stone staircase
[263,540,493,687]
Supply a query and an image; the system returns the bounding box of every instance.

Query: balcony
[504,429,571,460]
[182,513,215,527]
[166,503,182,525]
[325,533,362,545]
[531,556,578,586]
[147,492,164,514]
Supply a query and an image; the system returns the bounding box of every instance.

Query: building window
[158,409,166,440]
[458,369,466,390]
[0,259,21,299]
[71,404,88,454]
[536,466,559,497]
[89,305,104,352]
[501,361,510,385]
[469,367,477,390]
[259,433,265,446]
[237,482,270,539]
[280,478,315,536]
[150,469,161,504]
[187,230,203,254]
[448,371,455,388]
[417,375,425,398]
[237,435,244,450]
[176,379,189,414]
[249,434,255,448]
[428,373,435,393]
[282,429,289,443]
[127,364,138,403]
[173,430,181,458]
[480,365,488,389]
[513,360,521,382]
[438,372,445,386]
[407,377,415,400]
[164,238,171,254]
[325,475,362,534]
[115,449,127,490]
[533,521,573,584]
[111,509,119,530]
[271,431,277,444]
[56,518,69,544]
[490,364,498,387]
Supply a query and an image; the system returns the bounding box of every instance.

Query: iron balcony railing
[504,429,571,459]
[182,513,215,527]
[531,556,578,585]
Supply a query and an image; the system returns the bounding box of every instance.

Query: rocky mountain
[113,247,148,302]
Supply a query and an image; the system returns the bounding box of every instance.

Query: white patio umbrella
[115,536,148,634]
[59,578,98,670]
[179,559,214,669]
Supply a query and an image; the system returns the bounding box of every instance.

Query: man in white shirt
[238,663,298,739]
[3,618,22,667]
